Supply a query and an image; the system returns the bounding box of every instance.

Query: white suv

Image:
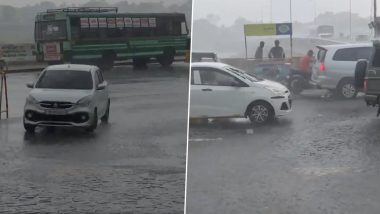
[24,64,110,132]
[311,43,372,98]
[190,62,292,124]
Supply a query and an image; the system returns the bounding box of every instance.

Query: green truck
[34,7,190,69]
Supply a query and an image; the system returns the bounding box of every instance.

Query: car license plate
[45,109,67,115]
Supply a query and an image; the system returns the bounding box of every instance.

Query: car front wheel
[23,118,36,133]
[247,101,275,125]
[101,99,110,123]
[86,110,98,132]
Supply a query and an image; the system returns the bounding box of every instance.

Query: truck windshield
[35,20,67,41]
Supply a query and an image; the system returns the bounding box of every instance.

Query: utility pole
[270,0,273,22]
[350,0,352,39]
[375,0,378,37]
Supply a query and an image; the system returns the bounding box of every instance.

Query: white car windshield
[35,70,93,90]
[224,66,263,82]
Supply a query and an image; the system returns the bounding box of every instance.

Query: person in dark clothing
[268,40,285,59]
[254,41,265,59]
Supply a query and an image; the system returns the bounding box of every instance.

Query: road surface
[0,63,189,213]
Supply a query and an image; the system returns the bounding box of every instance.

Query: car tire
[86,110,98,132]
[23,118,36,133]
[337,79,358,99]
[101,99,110,123]
[247,101,275,125]
[289,77,304,95]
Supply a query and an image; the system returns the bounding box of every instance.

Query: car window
[96,70,104,83]
[332,47,371,61]
[191,69,201,85]
[224,66,261,82]
[198,68,243,86]
[35,70,93,90]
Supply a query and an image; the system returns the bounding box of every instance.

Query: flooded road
[187,91,380,214]
[0,64,189,213]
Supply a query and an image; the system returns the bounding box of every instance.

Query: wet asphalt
[187,91,380,214]
[0,63,189,213]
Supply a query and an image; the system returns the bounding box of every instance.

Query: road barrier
[0,60,9,119]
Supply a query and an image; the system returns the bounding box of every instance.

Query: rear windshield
[317,48,327,62]
[35,70,93,90]
[332,47,372,61]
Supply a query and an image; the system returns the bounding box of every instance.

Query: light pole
[290,0,293,58]
[349,0,352,40]
[270,0,273,22]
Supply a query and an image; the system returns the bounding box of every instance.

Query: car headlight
[77,95,92,107]
[26,94,38,105]
[265,86,284,96]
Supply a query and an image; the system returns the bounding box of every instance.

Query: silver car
[311,43,372,99]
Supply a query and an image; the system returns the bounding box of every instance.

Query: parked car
[190,62,292,124]
[191,52,218,62]
[311,43,372,99]
[247,62,291,87]
[355,40,380,116]
[24,64,110,132]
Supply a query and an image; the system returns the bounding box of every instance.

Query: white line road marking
[188,138,223,142]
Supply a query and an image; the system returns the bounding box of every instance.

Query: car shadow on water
[189,117,293,136]
[23,123,111,145]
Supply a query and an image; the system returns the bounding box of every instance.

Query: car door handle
[202,88,213,91]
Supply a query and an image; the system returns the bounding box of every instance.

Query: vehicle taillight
[319,63,326,72]
[364,79,368,91]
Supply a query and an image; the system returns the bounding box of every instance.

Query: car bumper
[270,94,292,117]
[310,74,336,89]
[365,94,379,106]
[24,104,94,127]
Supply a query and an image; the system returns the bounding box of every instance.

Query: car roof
[317,43,372,50]
[191,62,229,69]
[45,64,96,72]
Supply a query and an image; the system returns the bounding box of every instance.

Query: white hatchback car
[24,64,110,132]
[190,62,292,124]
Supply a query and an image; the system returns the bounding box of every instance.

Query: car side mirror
[355,59,368,88]
[97,82,107,90]
[26,83,34,88]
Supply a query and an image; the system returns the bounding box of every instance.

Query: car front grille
[39,101,73,109]
[25,110,89,123]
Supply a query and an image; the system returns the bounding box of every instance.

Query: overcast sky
[0,0,186,7]
[194,0,374,25]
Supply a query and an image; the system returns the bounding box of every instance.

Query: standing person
[298,50,314,80]
[254,41,265,59]
[268,40,285,59]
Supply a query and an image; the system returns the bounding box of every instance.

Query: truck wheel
[337,79,358,99]
[157,49,175,67]
[133,58,148,69]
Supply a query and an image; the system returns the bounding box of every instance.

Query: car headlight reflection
[77,95,92,107]
[26,95,38,105]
